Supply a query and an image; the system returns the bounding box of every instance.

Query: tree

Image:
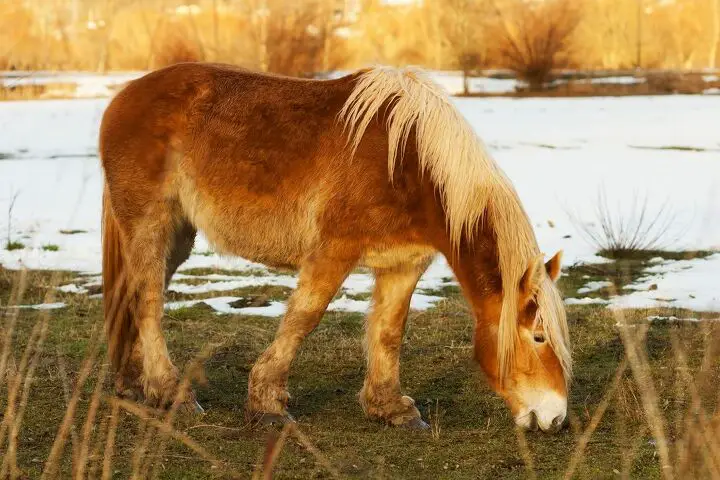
[491,0,581,91]
[711,0,719,68]
[436,0,492,95]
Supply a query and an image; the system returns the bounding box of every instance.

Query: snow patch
[577,281,612,294]
[58,283,88,294]
[565,297,610,305]
[3,302,67,310]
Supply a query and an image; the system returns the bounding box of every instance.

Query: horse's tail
[102,184,137,373]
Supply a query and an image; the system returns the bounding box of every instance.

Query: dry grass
[1,265,720,478]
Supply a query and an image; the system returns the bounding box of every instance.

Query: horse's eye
[533,332,546,343]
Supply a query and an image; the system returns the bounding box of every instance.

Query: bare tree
[711,0,720,68]
[438,0,491,95]
[491,0,581,91]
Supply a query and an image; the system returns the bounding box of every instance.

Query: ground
[1,86,719,478]
[2,263,720,479]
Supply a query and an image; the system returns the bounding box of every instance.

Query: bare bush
[154,32,204,68]
[569,189,679,258]
[491,0,581,90]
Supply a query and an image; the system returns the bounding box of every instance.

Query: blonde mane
[339,66,571,382]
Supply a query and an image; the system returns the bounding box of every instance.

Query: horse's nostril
[551,414,564,430]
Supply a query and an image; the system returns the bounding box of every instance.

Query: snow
[1,93,719,314]
[58,283,88,294]
[430,72,518,95]
[3,302,67,310]
[1,72,143,98]
[166,297,288,317]
[647,315,700,323]
[589,76,644,85]
[564,297,610,306]
[577,281,613,294]
[609,254,720,311]
[168,276,298,294]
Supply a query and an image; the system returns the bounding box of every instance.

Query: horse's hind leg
[246,252,356,422]
[360,260,430,428]
[124,204,190,407]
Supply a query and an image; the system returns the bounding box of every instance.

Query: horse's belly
[179,180,319,268]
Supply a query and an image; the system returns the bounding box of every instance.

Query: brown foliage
[154,32,204,68]
[1,0,719,77]
[491,0,581,90]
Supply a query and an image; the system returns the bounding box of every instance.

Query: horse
[99,63,571,432]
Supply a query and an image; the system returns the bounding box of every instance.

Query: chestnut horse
[100,63,571,432]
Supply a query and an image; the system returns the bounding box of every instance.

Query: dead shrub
[491,0,581,90]
[154,31,204,68]
[569,188,678,259]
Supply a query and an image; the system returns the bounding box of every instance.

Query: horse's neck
[445,228,503,311]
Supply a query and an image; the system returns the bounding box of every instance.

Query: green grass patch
[59,229,87,235]
[165,284,292,302]
[6,241,25,250]
[597,249,714,261]
[629,145,711,152]
[42,244,60,252]
[419,284,462,298]
[178,267,270,277]
[191,250,216,257]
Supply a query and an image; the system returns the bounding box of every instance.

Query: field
[1,91,719,478]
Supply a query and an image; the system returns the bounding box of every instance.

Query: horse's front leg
[246,253,355,423]
[360,263,428,428]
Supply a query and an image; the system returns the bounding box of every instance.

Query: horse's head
[474,251,570,433]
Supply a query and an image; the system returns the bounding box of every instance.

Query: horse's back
[99,63,379,267]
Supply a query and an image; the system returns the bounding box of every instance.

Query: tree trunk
[711,0,719,69]
[212,0,219,62]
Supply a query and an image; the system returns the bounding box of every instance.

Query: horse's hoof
[251,412,296,427]
[400,417,430,430]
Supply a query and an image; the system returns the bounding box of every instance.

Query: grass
[178,267,271,277]
[628,145,712,153]
[165,284,292,303]
[1,265,720,478]
[5,241,24,251]
[42,244,59,252]
[59,229,87,235]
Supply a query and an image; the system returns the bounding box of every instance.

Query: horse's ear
[545,250,563,282]
[519,254,545,299]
